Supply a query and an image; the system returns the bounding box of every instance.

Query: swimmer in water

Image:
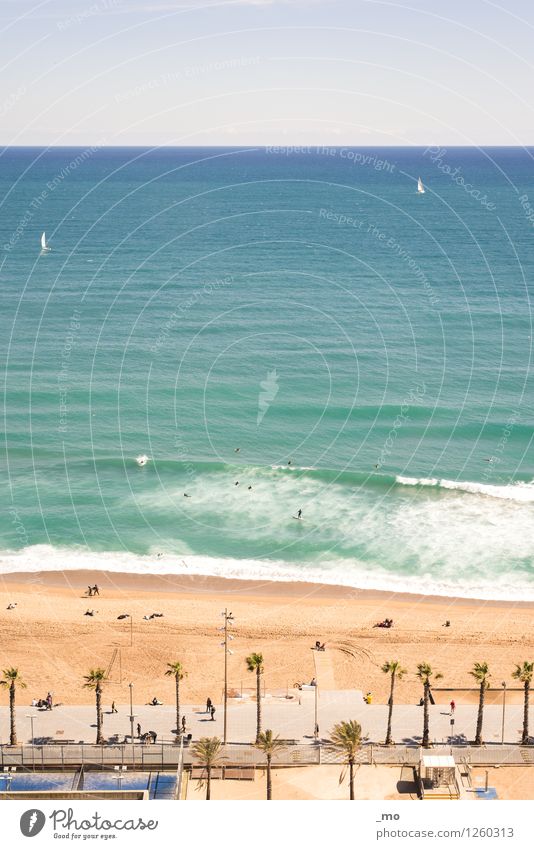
[183,493,191,497]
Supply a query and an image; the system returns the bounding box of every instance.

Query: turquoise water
[1,146,534,599]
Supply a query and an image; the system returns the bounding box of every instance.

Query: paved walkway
[0,691,527,747]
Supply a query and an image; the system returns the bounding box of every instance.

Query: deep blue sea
[1,146,534,599]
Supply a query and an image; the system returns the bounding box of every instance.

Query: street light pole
[221,609,235,745]
[314,681,319,740]
[128,683,136,765]
[501,681,507,745]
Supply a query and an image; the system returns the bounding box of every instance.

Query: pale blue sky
[1,0,534,145]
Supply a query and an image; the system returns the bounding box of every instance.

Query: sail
[417,177,425,194]
[41,232,47,249]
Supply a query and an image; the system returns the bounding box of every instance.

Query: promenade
[0,689,526,748]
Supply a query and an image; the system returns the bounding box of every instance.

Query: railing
[0,741,531,771]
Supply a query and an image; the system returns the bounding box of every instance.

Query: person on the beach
[46,692,53,710]
[93,584,100,596]
[450,699,456,715]
[137,722,141,738]
[87,586,93,597]
[181,715,186,733]
[210,706,216,720]
[206,697,212,713]
[111,701,118,714]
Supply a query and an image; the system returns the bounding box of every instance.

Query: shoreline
[1,568,534,608]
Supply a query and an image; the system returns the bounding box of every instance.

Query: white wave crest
[396,475,534,502]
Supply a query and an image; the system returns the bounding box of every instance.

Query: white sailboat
[417,177,425,194]
[40,231,51,251]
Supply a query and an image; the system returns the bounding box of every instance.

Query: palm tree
[512,661,534,745]
[83,668,107,744]
[246,653,264,742]
[327,719,362,800]
[254,730,286,800]
[382,660,406,746]
[0,668,27,745]
[165,661,187,740]
[416,663,443,748]
[192,736,224,800]
[470,662,490,746]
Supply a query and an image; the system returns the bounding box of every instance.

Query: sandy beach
[0,569,532,708]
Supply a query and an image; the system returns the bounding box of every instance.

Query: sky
[1,0,534,145]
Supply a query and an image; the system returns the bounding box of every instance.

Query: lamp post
[221,609,235,745]
[128,683,136,764]
[310,649,319,740]
[314,681,319,740]
[25,715,37,771]
[501,681,507,745]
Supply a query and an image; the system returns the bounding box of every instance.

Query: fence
[0,741,531,772]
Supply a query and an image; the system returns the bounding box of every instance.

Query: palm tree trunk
[422,683,430,748]
[176,676,180,738]
[385,673,395,745]
[349,758,354,800]
[522,681,530,745]
[266,753,272,800]
[9,682,17,746]
[96,684,104,745]
[206,765,211,800]
[256,667,262,743]
[474,683,485,745]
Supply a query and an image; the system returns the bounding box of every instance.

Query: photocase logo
[257,369,279,425]
[20,810,46,837]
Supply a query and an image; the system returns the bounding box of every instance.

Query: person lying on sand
[6,602,17,609]
[84,609,97,616]
[148,697,163,705]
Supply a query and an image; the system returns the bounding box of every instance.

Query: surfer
[296,509,302,519]
[183,493,191,497]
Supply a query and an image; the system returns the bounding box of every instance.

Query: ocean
[1,145,533,599]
